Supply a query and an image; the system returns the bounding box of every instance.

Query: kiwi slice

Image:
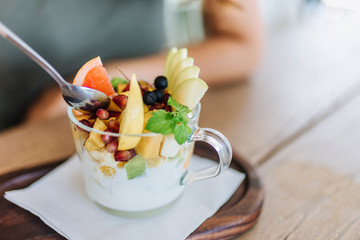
[125,155,146,180]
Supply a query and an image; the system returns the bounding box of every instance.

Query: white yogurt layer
[82,155,187,212]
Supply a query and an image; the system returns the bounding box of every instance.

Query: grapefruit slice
[73,57,115,96]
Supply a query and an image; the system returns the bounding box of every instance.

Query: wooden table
[2,15,360,239]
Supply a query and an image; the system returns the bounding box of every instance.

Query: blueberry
[153,89,164,103]
[154,76,168,89]
[143,91,157,105]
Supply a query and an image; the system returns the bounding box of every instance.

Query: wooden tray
[0,143,264,240]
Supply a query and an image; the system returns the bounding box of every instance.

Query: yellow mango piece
[117,162,126,168]
[139,81,154,92]
[135,133,164,159]
[143,104,149,113]
[84,118,107,151]
[121,91,129,96]
[117,83,128,94]
[73,109,92,121]
[107,99,122,112]
[75,114,91,122]
[135,112,164,159]
[102,117,117,125]
[145,156,166,168]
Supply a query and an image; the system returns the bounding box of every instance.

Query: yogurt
[81,153,188,212]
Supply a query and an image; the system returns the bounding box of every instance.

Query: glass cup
[67,103,232,217]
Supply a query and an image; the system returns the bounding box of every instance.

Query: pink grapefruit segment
[73,57,115,96]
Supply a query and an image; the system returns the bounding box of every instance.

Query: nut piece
[100,166,116,177]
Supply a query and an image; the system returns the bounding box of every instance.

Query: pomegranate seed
[101,129,113,144]
[78,119,93,131]
[89,114,97,119]
[108,119,120,132]
[114,150,132,162]
[141,86,149,92]
[163,93,170,104]
[129,149,137,158]
[112,95,128,110]
[164,105,172,112]
[150,103,162,110]
[123,83,130,92]
[108,111,121,118]
[92,100,101,109]
[96,108,109,120]
[106,138,118,153]
[80,119,92,127]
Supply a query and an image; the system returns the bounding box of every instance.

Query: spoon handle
[0,21,68,88]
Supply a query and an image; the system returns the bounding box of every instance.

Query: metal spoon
[0,21,110,112]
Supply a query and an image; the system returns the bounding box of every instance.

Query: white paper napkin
[4,155,245,240]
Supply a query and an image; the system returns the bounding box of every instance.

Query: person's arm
[106,0,263,85]
[26,0,263,122]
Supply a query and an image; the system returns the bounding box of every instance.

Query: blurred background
[164,0,360,75]
[165,0,360,47]
[163,0,360,162]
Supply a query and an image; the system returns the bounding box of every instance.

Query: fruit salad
[69,48,208,212]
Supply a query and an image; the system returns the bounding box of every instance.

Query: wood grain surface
[238,86,360,239]
[0,116,75,175]
[0,144,263,240]
[200,18,360,165]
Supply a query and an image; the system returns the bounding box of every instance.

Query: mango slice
[84,118,107,151]
[117,83,128,94]
[135,112,164,159]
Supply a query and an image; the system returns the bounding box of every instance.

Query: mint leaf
[146,97,192,144]
[111,77,128,91]
[145,110,175,135]
[168,97,191,114]
[174,122,192,144]
[173,114,189,125]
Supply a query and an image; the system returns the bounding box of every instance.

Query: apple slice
[169,57,194,91]
[172,78,208,109]
[160,134,180,157]
[118,74,144,150]
[172,66,200,92]
[166,48,187,89]
[89,150,118,168]
[164,47,178,77]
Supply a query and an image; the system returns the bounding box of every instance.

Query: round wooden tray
[0,143,264,240]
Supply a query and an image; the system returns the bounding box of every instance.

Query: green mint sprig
[145,97,192,144]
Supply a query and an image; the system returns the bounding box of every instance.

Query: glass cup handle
[180,127,233,185]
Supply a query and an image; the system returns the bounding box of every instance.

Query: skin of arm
[106,0,264,86]
[25,0,263,122]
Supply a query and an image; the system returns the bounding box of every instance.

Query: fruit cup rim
[67,103,201,137]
